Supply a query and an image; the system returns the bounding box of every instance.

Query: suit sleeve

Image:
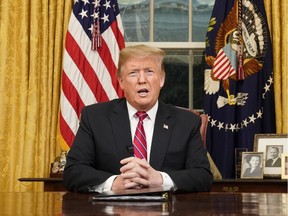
[164,112,213,192]
[63,106,117,193]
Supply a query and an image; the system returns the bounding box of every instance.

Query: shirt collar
[126,101,158,122]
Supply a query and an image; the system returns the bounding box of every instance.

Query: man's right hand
[111,175,127,190]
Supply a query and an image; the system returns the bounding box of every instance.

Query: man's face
[118,56,165,111]
[269,148,279,159]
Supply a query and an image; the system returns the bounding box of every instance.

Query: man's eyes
[128,71,138,77]
[128,70,155,77]
[146,70,154,75]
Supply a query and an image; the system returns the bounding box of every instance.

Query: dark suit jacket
[265,158,281,167]
[63,98,213,193]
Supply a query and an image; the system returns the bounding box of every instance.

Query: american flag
[212,45,236,80]
[59,0,125,150]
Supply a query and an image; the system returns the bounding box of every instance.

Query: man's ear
[160,72,165,88]
[118,77,124,89]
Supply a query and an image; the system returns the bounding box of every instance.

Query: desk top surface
[18,177,288,183]
[0,192,287,215]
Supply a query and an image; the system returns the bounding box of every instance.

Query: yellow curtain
[0,0,73,192]
[264,0,288,133]
[0,0,286,192]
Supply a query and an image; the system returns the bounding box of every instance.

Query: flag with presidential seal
[204,0,276,178]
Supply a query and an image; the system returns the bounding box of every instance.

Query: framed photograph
[235,148,248,179]
[241,152,264,179]
[281,153,288,179]
[254,134,288,178]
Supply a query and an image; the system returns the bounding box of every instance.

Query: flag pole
[237,0,245,80]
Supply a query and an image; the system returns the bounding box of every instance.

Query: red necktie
[133,111,148,159]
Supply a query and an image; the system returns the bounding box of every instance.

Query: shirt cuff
[90,175,118,193]
[159,171,175,189]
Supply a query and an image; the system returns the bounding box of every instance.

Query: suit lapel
[109,100,175,169]
[150,103,174,169]
[109,99,133,160]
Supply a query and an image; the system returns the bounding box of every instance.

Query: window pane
[192,50,205,110]
[192,0,214,42]
[160,50,206,110]
[160,50,189,107]
[119,0,150,42]
[154,1,189,42]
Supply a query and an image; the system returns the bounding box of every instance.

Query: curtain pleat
[0,0,73,192]
[264,0,288,133]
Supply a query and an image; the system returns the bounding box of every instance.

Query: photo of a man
[265,146,282,167]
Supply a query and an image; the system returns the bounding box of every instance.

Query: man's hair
[117,44,166,77]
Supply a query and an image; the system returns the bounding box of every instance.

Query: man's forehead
[125,59,160,69]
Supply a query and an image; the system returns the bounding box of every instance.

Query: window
[118,0,215,111]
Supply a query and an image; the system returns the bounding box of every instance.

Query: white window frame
[124,0,207,111]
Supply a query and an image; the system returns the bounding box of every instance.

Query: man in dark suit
[63,45,213,193]
[265,146,281,167]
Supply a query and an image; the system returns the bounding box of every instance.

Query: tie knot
[136,111,148,121]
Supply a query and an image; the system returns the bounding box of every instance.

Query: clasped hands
[111,157,163,190]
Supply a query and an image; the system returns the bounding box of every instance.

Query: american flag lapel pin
[163,124,168,129]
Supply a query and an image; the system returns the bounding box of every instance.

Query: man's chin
[133,99,156,110]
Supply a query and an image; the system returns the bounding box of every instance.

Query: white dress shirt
[95,101,174,192]
[126,101,157,162]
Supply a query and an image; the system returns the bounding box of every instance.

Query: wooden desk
[0,192,287,215]
[212,179,288,193]
[18,177,64,191]
[18,178,288,193]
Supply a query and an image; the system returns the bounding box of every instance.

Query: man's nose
[138,71,147,82]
